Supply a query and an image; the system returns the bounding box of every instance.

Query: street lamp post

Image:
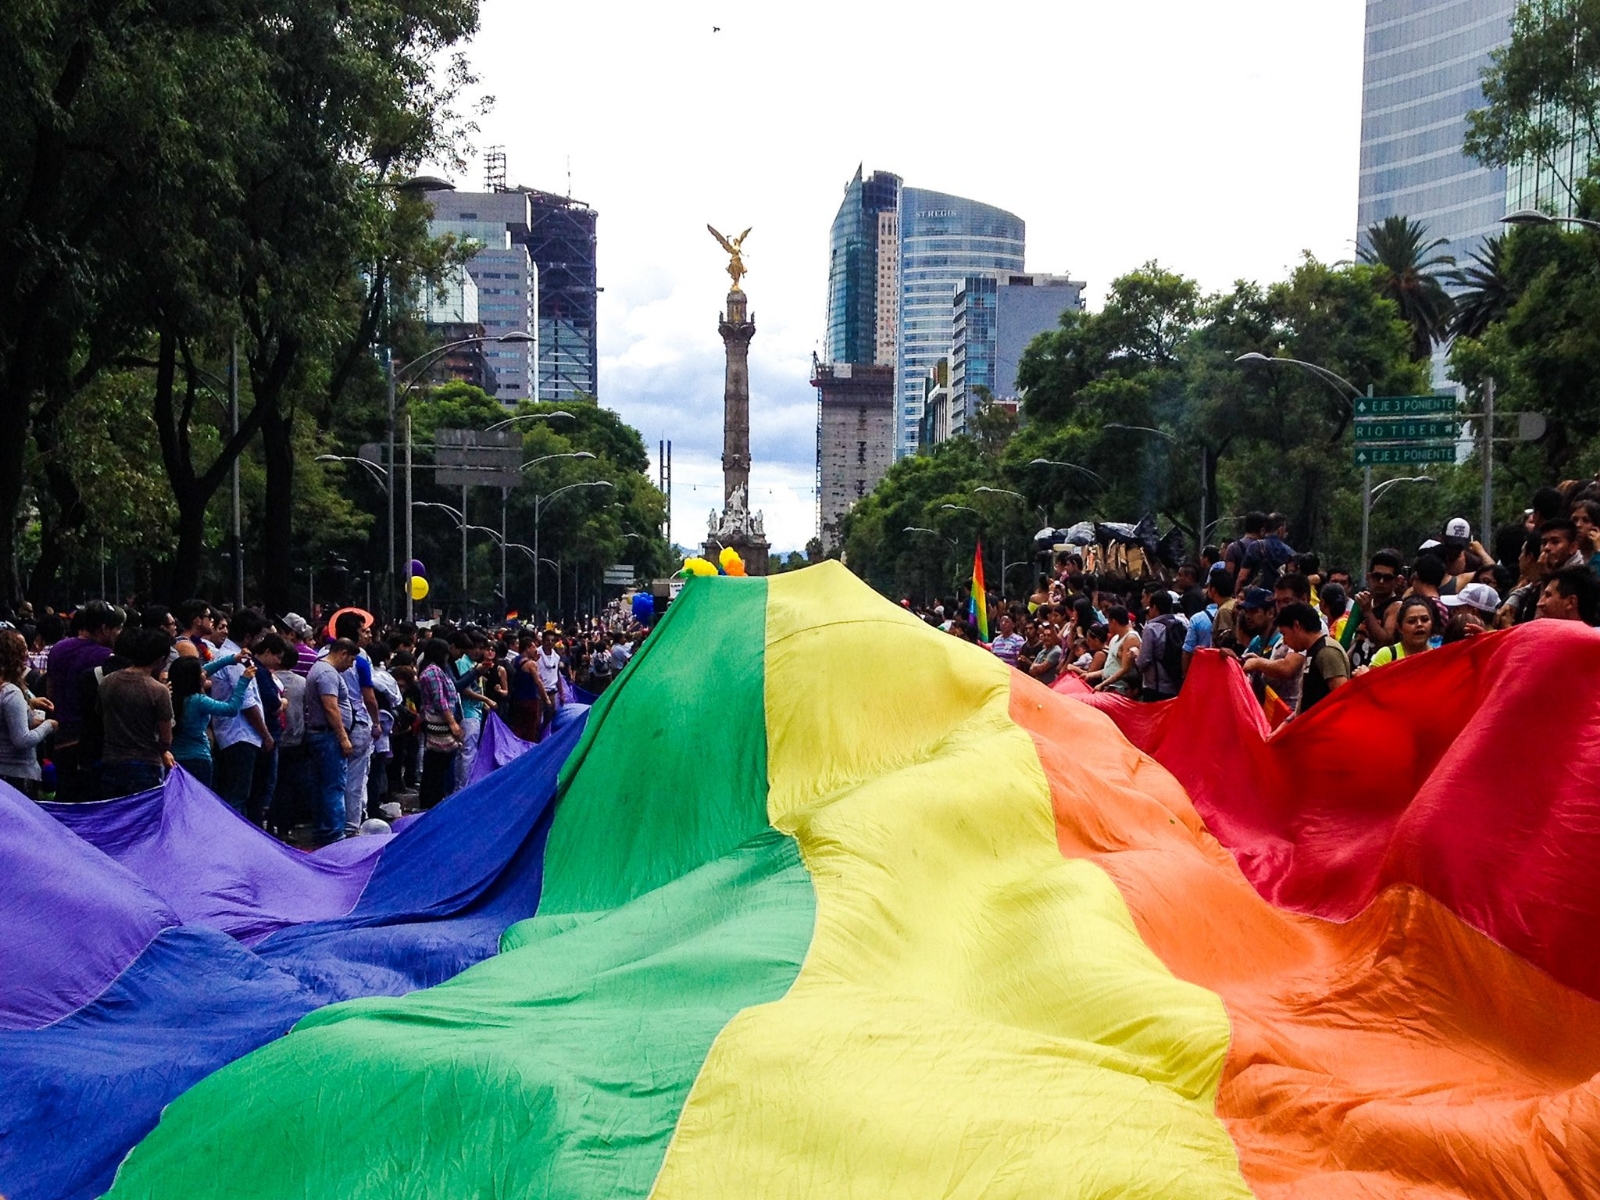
[1103,423,1209,546]
[519,452,597,616]
[534,481,613,618]
[1234,353,1377,566]
[413,501,468,610]
[392,330,534,619]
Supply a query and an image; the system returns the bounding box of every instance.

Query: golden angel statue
[707,224,752,291]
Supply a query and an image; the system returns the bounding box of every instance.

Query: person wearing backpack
[1237,512,1296,593]
[1135,588,1188,701]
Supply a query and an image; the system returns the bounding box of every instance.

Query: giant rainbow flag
[6,561,1600,1199]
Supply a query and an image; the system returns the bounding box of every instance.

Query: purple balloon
[410,559,426,577]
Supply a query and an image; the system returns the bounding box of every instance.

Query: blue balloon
[410,559,426,577]
[631,592,654,624]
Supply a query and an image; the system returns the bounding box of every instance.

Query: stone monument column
[704,224,770,575]
[719,288,755,509]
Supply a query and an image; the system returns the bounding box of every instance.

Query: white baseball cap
[1440,582,1500,614]
[1443,517,1472,545]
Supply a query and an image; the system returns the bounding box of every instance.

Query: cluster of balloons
[408,559,429,601]
[679,547,747,578]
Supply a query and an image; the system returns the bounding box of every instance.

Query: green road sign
[1353,419,1460,442]
[1353,444,1456,466]
[1352,394,1456,418]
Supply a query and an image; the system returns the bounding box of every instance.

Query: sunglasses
[1368,571,1397,582]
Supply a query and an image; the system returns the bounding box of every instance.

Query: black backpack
[1151,614,1187,693]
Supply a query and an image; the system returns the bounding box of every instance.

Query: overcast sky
[447,1,1367,553]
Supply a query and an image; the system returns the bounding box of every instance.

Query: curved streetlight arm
[903,525,959,547]
[1235,352,1362,401]
[939,504,980,515]
[315,454,389,486]
[1502,209,1600,233]
[413,500,465,522]
[1027,458,1107,485]
[395,331,535,397]
[1370,475,1436,502]
[485,410,576,432]
[535,479,614,516]
[520,450,596,471]
[973,486,1050,524]
[1103,422,1178,442]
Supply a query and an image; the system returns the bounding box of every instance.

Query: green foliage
[1357,216,1456,359]
[401,388,671,617]
[1447,235,1514,341]
[1449,214,1600,499]
[845,255,1438,601]
[1467,0,1600,196]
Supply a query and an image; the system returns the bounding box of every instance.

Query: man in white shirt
[535,630,565,711]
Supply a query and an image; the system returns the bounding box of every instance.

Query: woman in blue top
[169,655,255,788]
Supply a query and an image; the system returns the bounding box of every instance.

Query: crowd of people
[928,482,1600,723]
[0,598,648,843]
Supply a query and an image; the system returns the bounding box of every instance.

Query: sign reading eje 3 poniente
[1353,394,1456,418]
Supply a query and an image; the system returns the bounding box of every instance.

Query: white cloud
[444,0,1366,551]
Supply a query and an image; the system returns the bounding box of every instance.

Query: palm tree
[1358,215,1456,359]
[1445,234,1511,341]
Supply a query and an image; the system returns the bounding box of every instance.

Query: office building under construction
[515,187,599,402]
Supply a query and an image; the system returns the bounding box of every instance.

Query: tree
[1447,234,1515,340]
[1357,216,1455,359]
[1466,0,1600,209]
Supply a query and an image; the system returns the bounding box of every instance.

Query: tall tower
[705,227,769,575]
[719,288,754,508]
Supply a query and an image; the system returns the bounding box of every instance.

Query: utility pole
[404,412,414,622]
[1360,385,1374,572]
[1481,378,1495,541]
[461,482,469,619]
[386,350,396,618]
[230,338,243,608]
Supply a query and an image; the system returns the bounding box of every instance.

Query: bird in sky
[713,25,721,32]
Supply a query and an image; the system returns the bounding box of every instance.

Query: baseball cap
[1440,582,1500,614]
[1443,517,1471,548]
[1240,587,1276,611]
[282,612,314,639]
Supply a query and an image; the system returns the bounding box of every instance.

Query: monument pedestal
[705,532,769,576]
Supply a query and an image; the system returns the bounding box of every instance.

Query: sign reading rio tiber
[1352,393,1459,466]
[1353,419,1460,442]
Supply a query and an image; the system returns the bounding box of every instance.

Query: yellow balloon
[409,576,430,601]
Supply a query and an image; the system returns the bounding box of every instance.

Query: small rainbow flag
[968,542,989,642]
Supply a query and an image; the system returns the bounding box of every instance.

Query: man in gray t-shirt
[305,657,354,733]
[302,640,356,843]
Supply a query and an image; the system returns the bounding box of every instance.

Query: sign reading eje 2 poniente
[1353,444,1457,466]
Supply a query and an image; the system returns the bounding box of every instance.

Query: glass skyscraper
[824,167,901,366]
[1357,0,1514,267]
[895,188,1024,456]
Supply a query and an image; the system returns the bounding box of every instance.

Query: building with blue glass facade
[1357,0,1514,267]
[947,273,1084,441]
[895,188,1025,457]
[824,167,902,366]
